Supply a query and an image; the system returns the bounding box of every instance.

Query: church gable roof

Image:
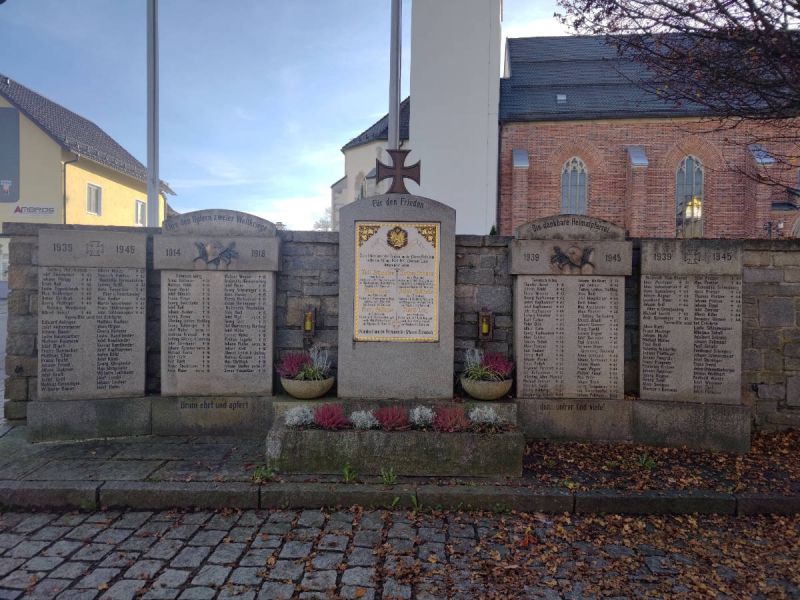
[501,35,708,122]
[341,97,411,151]
[0,74,174,194]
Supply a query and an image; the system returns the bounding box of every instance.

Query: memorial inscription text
[354,222,440,342]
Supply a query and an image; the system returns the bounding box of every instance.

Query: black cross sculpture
[376,149,421,195]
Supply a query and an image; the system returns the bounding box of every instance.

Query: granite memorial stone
[153,210,279,397]
[639,239,742,403]
[38,229,147,401]
[511,215,631,399]
[337,194,455,399]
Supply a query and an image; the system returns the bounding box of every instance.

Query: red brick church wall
[498,118,800,239]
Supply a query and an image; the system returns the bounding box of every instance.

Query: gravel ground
[0,508,795,599]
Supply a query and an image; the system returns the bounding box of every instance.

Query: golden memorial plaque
[354,221,440,342]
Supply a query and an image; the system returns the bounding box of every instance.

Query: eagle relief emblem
[387,226,408,250]
[193,241,239,269]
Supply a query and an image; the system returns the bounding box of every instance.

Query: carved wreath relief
[193,241,239,269]
[550,244,596,275]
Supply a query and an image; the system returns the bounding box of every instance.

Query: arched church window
[676,155,704,238]
[561,157,587,214]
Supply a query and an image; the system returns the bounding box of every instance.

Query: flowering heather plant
[350,410,380,430]
[285,405,314,428]
[433,406,470,432]
[463,348,514,381]
[482,353,514,379]
[278,347,332,381]
[277,352,312,379]
[313,404,349,430]
[410,406,435,429]
[374,406,410,431]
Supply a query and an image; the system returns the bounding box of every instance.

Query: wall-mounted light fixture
[303,305,316,344]
[478,308,493,339]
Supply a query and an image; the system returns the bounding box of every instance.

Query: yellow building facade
[0,80,169,229]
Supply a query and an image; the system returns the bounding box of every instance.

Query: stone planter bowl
[460,377,512,401]
[281,377,335,400]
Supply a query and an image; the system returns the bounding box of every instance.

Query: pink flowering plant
[462,349,514,382]
[277,347,332,381]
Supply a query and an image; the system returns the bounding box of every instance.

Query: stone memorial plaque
[511,216,631,401]
[338,194,455,399]
[38,230,147,401]
[516,275,624,398]
[154,210,279,397]
[640,240,742,403]
[354,221,439,342]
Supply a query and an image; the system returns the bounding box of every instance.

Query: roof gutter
[62,155,79,225]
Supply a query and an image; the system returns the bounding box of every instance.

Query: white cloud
[504,16,570,40]
[247,187,331,230]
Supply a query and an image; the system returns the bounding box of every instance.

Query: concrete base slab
[517,398,632,442]
[0,480,98,510]
[3,401,27,421]
[266,427,524,477]
[151,396,272,436]
[100,481,258,509]
[632,400,751,453]
[27,398,151,442]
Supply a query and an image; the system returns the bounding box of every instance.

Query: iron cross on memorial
[376,149,421,195]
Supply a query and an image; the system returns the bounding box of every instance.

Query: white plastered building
[332,0,502,234]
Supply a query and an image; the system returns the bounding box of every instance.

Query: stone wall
[4,222,799,431]
[741,239,800,429]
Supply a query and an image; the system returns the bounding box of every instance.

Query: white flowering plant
[409,406,435,429]
[350,410,380,430]
[467,406,509,432]
[285,405,314,428]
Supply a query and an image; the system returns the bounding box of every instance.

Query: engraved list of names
[164,271,271,381]
[640,240,742,403]
[354,222,440,342]
[38,230,147,401]
[517,276,624,399]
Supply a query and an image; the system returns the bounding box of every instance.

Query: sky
[0,1,568,229]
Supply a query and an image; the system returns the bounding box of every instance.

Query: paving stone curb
[736,493,800,515]
[0,480,798,514]
[575,490,737,515]
[0,480,99,510]
[261,483,419,509]
[99,481,258,510]
[416,484,574,513]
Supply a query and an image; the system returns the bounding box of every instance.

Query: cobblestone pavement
[0,509,796,599]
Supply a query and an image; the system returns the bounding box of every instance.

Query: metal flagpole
[146,0,160,227]
[388,0,401,151]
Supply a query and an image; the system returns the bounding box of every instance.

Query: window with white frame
[676,155,704,238]
[87,184,102,215]
[561,157,588,214]
[135,200,146,226]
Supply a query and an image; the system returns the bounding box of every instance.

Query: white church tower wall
[408,0,502,234]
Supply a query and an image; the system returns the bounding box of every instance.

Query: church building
[334,0,800,238]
